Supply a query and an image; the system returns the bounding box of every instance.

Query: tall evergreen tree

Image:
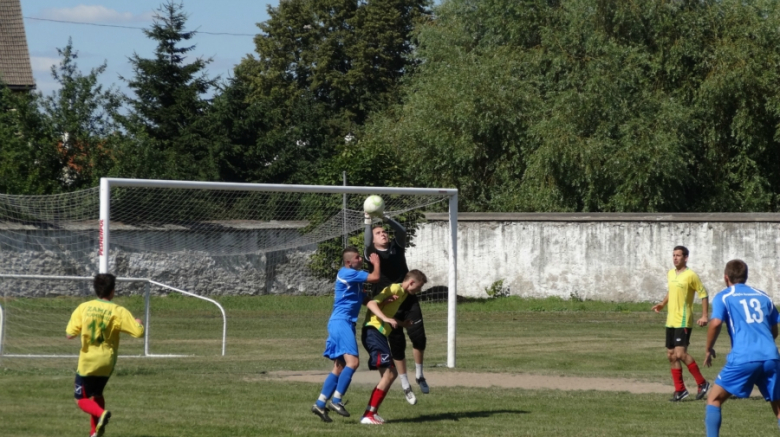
[120,1,218,181]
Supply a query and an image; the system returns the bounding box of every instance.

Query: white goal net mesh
[0,183,452,359]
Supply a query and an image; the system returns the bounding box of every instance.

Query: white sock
[400,373,410,390]
[416,363,424,379]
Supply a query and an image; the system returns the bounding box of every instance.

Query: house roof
[0,0,35,90]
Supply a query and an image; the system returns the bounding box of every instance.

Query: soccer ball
[363,195,385,218]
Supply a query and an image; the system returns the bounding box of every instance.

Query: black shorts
[74,374,109,400]
[361,326,394,371]
[665,327,692,349]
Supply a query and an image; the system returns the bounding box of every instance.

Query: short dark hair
[342,246,360,263]
[94,273,116,299]
[404,269,428,285]
[673,246,689,257]
[724,259,748,284]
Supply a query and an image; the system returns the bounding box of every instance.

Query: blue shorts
[361,326,394,371]
[74,374,109,400]
[323,319,359,360]
[715,359,780,400]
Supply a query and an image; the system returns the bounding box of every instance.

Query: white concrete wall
[407,214,780,302]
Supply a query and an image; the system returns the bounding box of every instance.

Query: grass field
[0,295,776,436]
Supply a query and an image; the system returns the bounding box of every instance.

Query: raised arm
[385,216,406,247]
[366,253,381,284]
[364,213,373,255]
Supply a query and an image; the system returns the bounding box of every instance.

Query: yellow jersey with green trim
[66,299,144,377]
[363,283,408,336]
[665,268,708,328]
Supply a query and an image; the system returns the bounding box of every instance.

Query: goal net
[0,179,458,365]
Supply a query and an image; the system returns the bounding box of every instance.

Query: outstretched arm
[385,216,406,247]
[364,213,373,253]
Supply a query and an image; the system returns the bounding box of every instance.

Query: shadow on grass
[389,408,529,423]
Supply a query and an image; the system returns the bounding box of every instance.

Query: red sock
[671,368,685,392]
[89,397,105,434]
[687,361,706,386]
[77,398,104,417]
[78,398,104,434]
[364,386,388,416]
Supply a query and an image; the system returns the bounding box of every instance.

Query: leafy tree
[364,0,780,212]
[0,87,60,194]
[221,0,429,187]
[119,1,218,181]
[0,39,124,194]
[39,39,125,190]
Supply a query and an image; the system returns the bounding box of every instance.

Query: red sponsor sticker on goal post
[98,219,104,256]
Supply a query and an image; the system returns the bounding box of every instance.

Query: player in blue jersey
[311,246,380,422]
[704,259,780,437]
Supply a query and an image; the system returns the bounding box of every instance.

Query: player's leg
[678,328,709,398]
[389,326,415,404]
[405,296,429,393]
[330,353,358,410]
[705,383,731,437]
[92,378,110,437]
[74,375,108,436]
[757,359,780,430]
[314,319,357,422]
[706,361,759,437]
[666,328,688,401]
[361,327,395,425]
[312,358,340,422]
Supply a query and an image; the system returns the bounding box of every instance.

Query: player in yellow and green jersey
[66,274,144,437]
[359,269,427,425]
[652,246,710,402]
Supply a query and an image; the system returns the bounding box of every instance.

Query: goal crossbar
[99,178,459,367]
[0,274,227,358]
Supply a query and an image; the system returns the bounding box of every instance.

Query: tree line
[3,0,780,212]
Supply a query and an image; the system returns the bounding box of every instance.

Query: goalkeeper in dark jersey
[364,213,429,405]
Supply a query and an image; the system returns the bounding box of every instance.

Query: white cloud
[40,5,152,23]
[29,56,60,73]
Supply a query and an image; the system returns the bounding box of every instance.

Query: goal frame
[0,274,227,358]
[99,178,459,367]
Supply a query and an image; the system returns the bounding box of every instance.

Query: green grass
[0,295,772,436]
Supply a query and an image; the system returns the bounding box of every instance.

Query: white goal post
[99,178,460,367]
[0,274,227,357]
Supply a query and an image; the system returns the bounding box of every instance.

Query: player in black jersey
[364,213,429,405]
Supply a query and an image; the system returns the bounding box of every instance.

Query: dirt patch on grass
[264,369,672,394]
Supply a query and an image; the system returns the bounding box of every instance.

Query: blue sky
[20,1,275,95]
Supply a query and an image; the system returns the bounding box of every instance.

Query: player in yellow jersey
[359,270,427,425]
[652,246,711,402]
[66,274,144,437]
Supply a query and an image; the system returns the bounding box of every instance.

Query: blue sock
[333,367,356,403]
[315,373,339,408]
[705,405,721,437]
[777,418,780,431]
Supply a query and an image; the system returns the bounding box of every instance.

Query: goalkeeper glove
[364,213,373,225]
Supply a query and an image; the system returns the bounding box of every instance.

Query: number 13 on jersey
[739,298,764,324]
